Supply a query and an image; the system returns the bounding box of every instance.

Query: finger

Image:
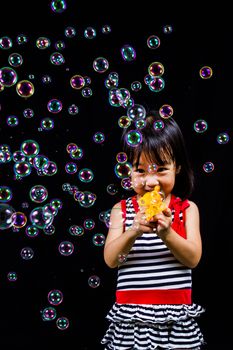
[163,207,171,216]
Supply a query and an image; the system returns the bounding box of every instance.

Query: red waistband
[116,289,192,304]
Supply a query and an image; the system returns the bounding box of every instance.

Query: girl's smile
[131,152,179,205]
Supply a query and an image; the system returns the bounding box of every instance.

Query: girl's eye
[135,168,144,173]
[157,167,167,172]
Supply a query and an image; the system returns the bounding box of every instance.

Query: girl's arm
[103,202,143,268]
[157,200,202,268]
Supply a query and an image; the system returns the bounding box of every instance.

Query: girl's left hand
[151,207,172,236]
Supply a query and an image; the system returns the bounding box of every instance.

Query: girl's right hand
[130,210,157,235]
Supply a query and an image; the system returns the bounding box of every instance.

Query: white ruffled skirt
[101,303,205,349]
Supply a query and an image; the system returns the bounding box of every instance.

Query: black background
[0,1,232,349]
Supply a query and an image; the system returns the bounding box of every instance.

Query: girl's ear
[176,165,181,174]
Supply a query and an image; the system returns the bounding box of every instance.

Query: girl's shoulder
[186,199,199,213]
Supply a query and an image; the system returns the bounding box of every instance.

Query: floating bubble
[30,206,53,229]
[23,108,34,119]
[69,225,84,236]
[25,225,40,238]
[50,52,65,65]
[114,162,132,179]
[81,87,92,97]
[193,119,208,133]
[66,143,78,153]
[108,88,122,107]
[153,120,165,130]
[93,131,105,144]
[148,164,158,173]
[6,115,19,127]
[105,76,118,89]
[217,132,229,144]
[16,34,28,45]
[78,191,97,208]
[116,152,127,164]
[42,161,58,176]
[33,155,49,170]
[16,80,34,98]
[50,198,63,211]
[199,66,213,79]
[8,53,23,67]
[121,177,133,190]
[125,130,142,147]
[70,75,85,89]
[101,24,111,34]
[51,0,67,13]
[12,212,27,228]
[118,253,128,263]
[0,67,18,87]
[47,98,63,114]
[0,203,15,230]
[203,161,214,173]
[58,241,74,256]
[42,75,52,84]
[0,36,13,49]
[106,183,119,195]
[159,104,173,119]
[14,161,31,177]
[68,104,79,115]
[0,149,12,162]
[40,117,54,131]
[20,247,34,260]
[148,77,165,92]
[148,62,164,77]
[127,104,146,121]
[55,40,65,50]
[121,45,136,62]
[83,218,95,230]
[56,317,69,330]
[64,26,76,38]
[65,162,77,174]
[21,139,40,157]
[135,119,146,129]
[0,186,13,202]
[78,168,94,183]
[84,27,96,39]
[41,306,57,321]
[147,35,160,49]
[163,24,173,34]
[88,275,100,288]
[48,289,63,305]
[70,147,83,160]
[30,185,48,203]
[36,37,51,49]
[7,271,18,282]
[118,115,131,128]
[92,233,105,246]
[131,81,142,92]
[43,224,55,235]
[93,57,109,73]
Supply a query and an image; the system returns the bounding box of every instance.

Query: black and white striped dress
[101,195,205,350]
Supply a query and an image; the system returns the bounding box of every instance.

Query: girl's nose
[145,173,159,187]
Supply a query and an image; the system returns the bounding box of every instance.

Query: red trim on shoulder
[131,195,139,213]
[120,200,126,232]
[169,195,190,239]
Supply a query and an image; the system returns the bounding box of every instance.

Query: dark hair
[121,110,194,199]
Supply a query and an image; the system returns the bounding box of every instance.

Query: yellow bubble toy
[138,185,166,221]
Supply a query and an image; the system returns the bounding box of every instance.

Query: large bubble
[0,203,15,230]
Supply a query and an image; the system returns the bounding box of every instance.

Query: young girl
[101,111,205,350]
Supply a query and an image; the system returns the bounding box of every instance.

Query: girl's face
[131,151,178,201]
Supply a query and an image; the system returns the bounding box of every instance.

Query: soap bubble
[0,203,15,230]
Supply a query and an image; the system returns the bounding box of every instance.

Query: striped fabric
[101,195,205,349]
